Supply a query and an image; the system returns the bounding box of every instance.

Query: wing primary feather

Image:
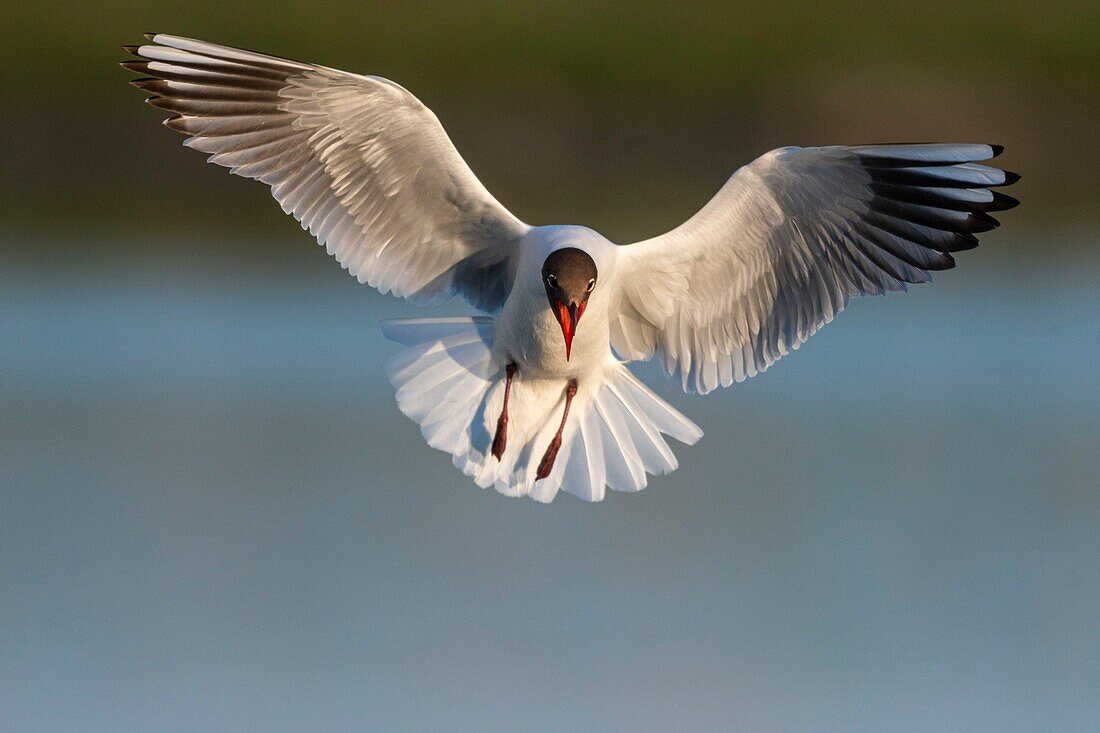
[862,211,979,252]
[870,165,1011,189]
[869,182,994,212]
[868,198,1000,235]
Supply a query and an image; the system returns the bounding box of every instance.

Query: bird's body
[124,34,1019,502]
[382,226,700,501]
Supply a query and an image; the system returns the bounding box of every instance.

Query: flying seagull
[123,34,1019,503]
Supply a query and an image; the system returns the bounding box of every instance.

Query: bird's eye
[546,274,559,289]
[586,278,596,292]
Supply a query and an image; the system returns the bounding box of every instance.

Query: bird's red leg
[491,363,517,460]
[535,379,578,480]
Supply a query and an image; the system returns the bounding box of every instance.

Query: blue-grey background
[2,1,1099,731]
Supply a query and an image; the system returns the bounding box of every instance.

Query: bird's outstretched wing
[613,144,1019,393]
[123,34,528,311]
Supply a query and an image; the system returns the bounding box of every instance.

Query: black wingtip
[144,32,159,41]
[986,191,1020,212]
[122,44,141,55]
[1002,171,1021,186]
[968,211,1001,233]
[989,144,1004,158]
[950,232,981,252]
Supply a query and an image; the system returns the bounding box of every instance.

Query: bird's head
[542,247,598,361]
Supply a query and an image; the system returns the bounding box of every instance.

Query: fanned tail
[381,317,702,503]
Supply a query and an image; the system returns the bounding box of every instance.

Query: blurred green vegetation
[2,0,1097,249]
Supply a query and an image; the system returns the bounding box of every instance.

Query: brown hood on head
[542,248,598,360]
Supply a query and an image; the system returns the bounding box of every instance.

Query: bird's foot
[535,379,578,480]
[491,419,508,460]
[491,363,517,460]
[535,435,562,480]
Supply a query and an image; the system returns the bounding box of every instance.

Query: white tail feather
[381,317,702,502]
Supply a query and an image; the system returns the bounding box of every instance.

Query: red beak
[553,299,584,360]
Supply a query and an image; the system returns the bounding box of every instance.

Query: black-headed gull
[124,34,1019,502]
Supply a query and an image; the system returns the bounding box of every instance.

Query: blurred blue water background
[2,233,1098,731]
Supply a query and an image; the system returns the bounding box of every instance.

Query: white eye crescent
[546,274,559,289]
[586,278,596,292]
